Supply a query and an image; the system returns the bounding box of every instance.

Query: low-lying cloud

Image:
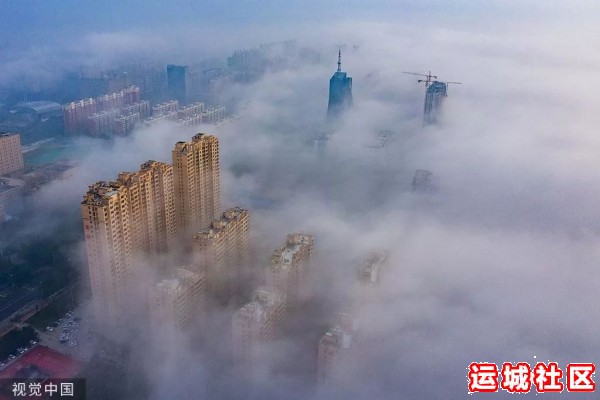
[6,5,600,398]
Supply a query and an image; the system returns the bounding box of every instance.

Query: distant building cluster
[63,86,143,136]
[228,40,321,84]
[167,64,232,106]
[64,86,227,137]
[144,100,226,128]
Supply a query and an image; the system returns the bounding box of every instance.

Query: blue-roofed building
[13,101,63,117]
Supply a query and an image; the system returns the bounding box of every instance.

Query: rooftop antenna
[337,48,342,72]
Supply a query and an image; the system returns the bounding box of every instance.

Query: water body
[24,139,86,167]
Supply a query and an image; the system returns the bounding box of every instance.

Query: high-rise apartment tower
[149,267,205,331]
[172,133,220,241]
[266,233,314,307]
[232,287,286,366]
[192,207,249,304]
[82,160,176,325]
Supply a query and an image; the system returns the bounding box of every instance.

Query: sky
[1,0,599,89]
[3,1,600,399]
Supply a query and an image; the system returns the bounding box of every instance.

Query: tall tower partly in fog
[327,50,353,119]
[172,133,220,241]
[82,160,176,326]
[423,81,447,125]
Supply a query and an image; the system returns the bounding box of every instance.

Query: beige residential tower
[232,287,286,366]
[82,160,176,325]
[0,133,24,175]
[192,207,249,304]
[266,233,314,307]
[149,267,205,331]
[172,133,220,241]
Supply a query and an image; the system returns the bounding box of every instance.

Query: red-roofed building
[0,345,82,379]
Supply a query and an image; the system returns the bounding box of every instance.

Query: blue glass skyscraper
[327,50,353,119]
[423,81,447,125]
[167,64,188,104]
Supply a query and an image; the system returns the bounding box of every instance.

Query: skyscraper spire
[327,49,353,119]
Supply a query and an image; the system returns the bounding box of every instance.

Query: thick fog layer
[3,2,600,399]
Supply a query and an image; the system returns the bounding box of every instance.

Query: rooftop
[0,345,82,379]
[270,233,313,269]
[194,208,248,239]
[156,278,180,294]
[13,101,62,115]
[154,268,202,297]
[320,313,359,350]
[236,287,284,322]
[82,181,122,206]
[321,327,353,350]
[281,243,301,265]
[238,301,267,322]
